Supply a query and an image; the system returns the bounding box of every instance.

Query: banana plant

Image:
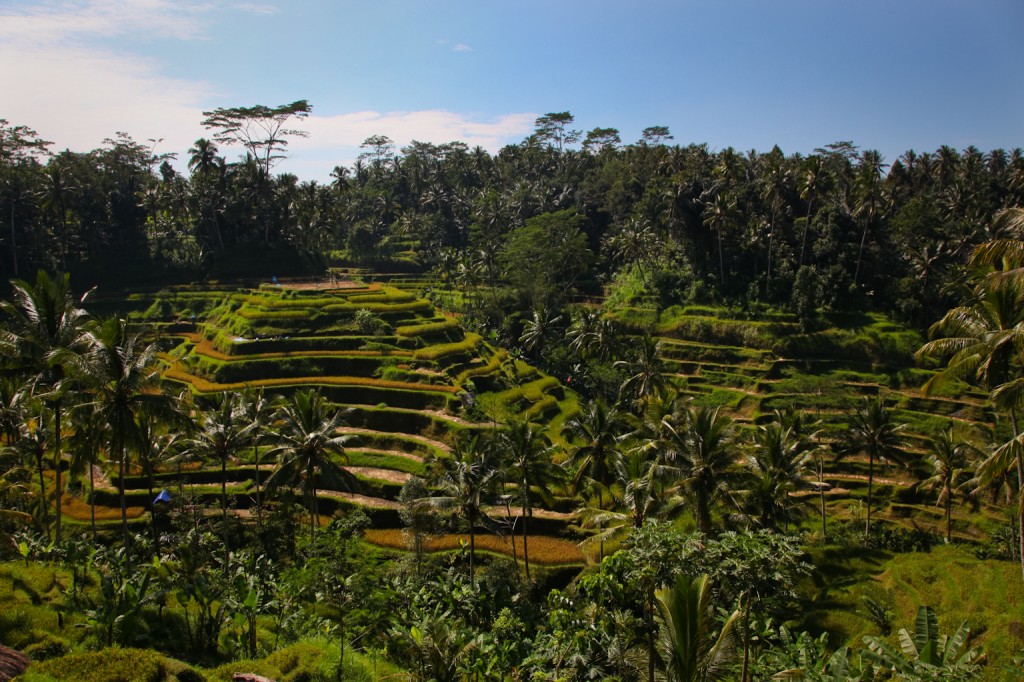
[862,606,984,681]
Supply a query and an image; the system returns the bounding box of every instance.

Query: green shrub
[32,648,171,682]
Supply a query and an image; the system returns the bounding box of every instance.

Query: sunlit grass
[364,528,584,565]
[163,368,459,395]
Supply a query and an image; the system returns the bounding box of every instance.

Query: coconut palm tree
[66,316,173,555]
[264,389,352,540]
[655,573,740,682]
[579,448,680,551]
[660,405,743,536]
[240,389,274,528]
[0,270,90,544]
[616,333,666,405]
[562,399,630,494]
[744,420,817,532]
[422,433,501,584]
[917,238,1024,574]
[702,192,739,288]
[919,428,981,542]
[189,392,257,526]
[846,397,907,540]
[134,412,184,550]
[499,417,563,583]
[66,401,106,540]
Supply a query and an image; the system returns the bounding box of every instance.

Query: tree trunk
[119,441,130,570]
[522,502,531,585]
[469,517,476,585]
[717,227,726,288]
[221,454,229,525]
[865,451,875,541]
[854,221,869,287]
[53,400,62,545]
[36,449,50,541]
[90,459,96,540]
[253,444,262,529]
[1012,407,1024,579]
[799,200,813,267]
[946,491,952,543]
[819,460,827,540]
[10,202,18,278]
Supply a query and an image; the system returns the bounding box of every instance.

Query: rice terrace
[2,4,1024,677]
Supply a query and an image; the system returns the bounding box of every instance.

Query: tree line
[3,109,1024,325]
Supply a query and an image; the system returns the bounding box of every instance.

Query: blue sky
[2,0,1022,180]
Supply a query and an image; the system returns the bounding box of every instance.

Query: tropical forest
[1,106,1023,681]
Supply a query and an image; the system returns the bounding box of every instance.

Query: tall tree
[189,393,257,528]
[0,270,90,543]
[201,101,312,179]
[919,428,980,542]
[660,405,742,536]
[422,433,500,584]
[499,418,562,583]
[846,397,907,540]
[264,389,352,539]
[68,316,174,556]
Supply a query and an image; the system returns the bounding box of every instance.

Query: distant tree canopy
[0,110,1021,324]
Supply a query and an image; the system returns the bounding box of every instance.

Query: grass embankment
[799,544,1023,677]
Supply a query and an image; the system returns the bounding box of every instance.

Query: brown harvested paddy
[62,494,145,521]
[363,528,585,565]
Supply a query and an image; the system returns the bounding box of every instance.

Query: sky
[2,0,1023,181]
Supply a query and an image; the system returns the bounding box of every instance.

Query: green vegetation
[3,113,1024,680]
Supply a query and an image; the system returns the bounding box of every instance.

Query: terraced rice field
[88,277,581,559]
[611,303,1005,539]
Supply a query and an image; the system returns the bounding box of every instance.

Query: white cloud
[0,41,211,154]
[452,43,473,52]
[299,110,534,152]
[287,110,535,180]
[0,1,533,181]
[233,3,278,16]
[0,0,211,43]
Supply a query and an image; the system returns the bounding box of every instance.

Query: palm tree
[562,399,629,494]
[660,405,742,536]
[579,448,680,548]
[846,397,907,540]
[5,410,48,537]
[701,192,739,288]
[499,417,563,583]
[187,138,220,176]
[655,574,740,682]
[422,433,500,584]
[798,156,826,267]
[616,333,666,404]
[66,316,173,554]
[919,428,980,542]
[916,240,1024,575]
[264,389,352,540]
[66,401,106,539]
[0,270,90,544]
[134,412,183,550]
[240,389,274,527]
[745,421,817,532]
[189,393,257,527]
